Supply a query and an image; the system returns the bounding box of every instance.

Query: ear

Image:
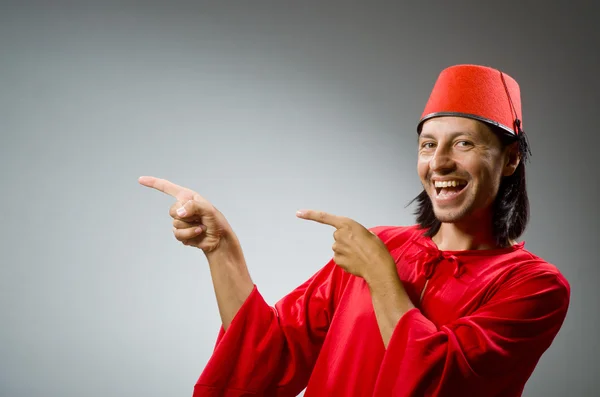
[502,141,520,176]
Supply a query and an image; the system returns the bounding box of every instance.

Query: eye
[456,140,473,147]
[420,142,436,149]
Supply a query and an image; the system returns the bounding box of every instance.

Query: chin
[427,187,478,223]
[433,201,489,224]
[433,210,468,223]
[431,201,474,223]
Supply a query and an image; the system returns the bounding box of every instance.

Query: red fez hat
[417,64,523,137]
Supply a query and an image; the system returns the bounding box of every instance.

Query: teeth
[434,180,465,188]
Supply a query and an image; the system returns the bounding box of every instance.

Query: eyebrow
[419,131,474,140]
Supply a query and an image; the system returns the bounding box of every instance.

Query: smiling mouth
[433,180,467,197]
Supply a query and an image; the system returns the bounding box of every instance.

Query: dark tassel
[514,119,532,164]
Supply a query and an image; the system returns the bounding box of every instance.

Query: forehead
[419,116,490,140]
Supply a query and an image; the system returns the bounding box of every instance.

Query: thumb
[176,199,212,219]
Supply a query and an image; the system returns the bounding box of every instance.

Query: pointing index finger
[138,176,188,199]
[296,209,347,229]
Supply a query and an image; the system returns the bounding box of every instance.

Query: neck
[432,211,502,251]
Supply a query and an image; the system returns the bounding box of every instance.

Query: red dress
[193,225,570,396]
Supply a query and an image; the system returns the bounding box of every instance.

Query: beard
[432,204,475,222]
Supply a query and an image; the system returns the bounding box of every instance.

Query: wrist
[205,235,245,267]
[205,228,240,255]
[364,258,399,289]
[205,234,254,302]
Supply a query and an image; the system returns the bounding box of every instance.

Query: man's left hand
[296,209,396,283]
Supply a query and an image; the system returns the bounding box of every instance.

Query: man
[139,64,570,396]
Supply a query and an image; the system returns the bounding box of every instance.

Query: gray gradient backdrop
[1,1,597,396]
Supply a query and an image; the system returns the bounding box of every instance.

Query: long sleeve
[373,267,571,396]
[193,259,348,397]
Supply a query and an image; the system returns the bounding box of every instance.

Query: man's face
[417,116,518,223]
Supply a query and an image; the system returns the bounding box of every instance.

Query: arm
[194,258,349,397]
[204,234,254,331]
[365,267,414,348]
[372,268,570,396]
[137,177,345,395]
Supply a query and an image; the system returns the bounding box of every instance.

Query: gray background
[1,1,597,396]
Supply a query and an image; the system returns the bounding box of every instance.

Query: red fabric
[418,64,523,135]
[193,225,570,396]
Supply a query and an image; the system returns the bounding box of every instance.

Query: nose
[430,146,456,173]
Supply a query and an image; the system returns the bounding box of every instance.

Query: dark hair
[409,125,532,247]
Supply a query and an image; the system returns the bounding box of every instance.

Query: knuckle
[173,219,189,229]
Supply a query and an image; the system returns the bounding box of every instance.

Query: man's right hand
[138,176,234,253]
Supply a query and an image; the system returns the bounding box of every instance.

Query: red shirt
[193,225,570,396]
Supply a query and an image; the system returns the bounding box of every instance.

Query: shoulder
[501,249,571,300]
[513,249,569,281]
